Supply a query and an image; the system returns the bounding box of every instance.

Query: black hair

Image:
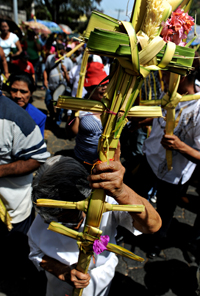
[32,155,91,220]
[0,21,9,27]
[56,43,65,51]
[8,72,36,94]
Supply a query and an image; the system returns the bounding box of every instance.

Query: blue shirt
[25,103,47,137]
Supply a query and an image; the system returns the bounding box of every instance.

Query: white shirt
[45,54,73,91]
[69,64,87,97]
[28,196,140,296]
[143,97,200,184]
[0,32,19,61]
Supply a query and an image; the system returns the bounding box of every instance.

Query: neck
[178,81,195,95]
[1,32,9,38]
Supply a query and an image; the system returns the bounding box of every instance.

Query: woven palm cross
[37,1,195,295]
[140,72,200,170]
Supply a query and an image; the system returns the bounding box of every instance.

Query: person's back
[0,94,50,225]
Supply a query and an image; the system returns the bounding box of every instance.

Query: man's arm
[0,159,40,178]
[87,143,162,234]
[161,134,200,164]
[40,255,90,289]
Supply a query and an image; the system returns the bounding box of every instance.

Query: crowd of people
[0,18,200,296]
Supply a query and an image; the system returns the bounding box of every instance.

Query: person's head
[45,36,53,49]
[84,62,109,101]
[1,21,9,35]
[56,43,65,57]
[57,33,63,41]
[19,51,29,62]
[9,72,35,108]
[32,155,91,228]
[41,33,47,41]
[27,28,36,40]
[162,52,200,94]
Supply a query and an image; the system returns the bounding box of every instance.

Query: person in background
[56,33,65,45]
[41,36,55,89]
[26,29,42,87]
[39,33,47,47]
[28,147,161,296]
[71,46,83,66]
[11,51,35,83]
[0,46,9,81]
[8,72,47,137]
[0,21,22,67]
[101,56,110,76]
[68,62,108,171]
[68,46,87,98]
[132,56,200,258]
[44,43,73,126]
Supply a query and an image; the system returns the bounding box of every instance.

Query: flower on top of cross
[93,235,110,255]
[161,6,194,46]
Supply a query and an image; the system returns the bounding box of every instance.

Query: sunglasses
[10,88,29,94]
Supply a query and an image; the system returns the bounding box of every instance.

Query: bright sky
[98,0,135,21]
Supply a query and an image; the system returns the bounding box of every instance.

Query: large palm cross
[36,1,195,295]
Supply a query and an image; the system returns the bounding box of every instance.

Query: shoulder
[28,61,34,70]
[0,95,37,136]
[48,54,55,60]
[64,57,73,68]
[26,103,46,123]
[10,32,19,42]
[79,111,91,118]
[46,54,55,63]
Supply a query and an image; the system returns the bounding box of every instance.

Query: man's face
[1,22,9,34]
[90,83,108,101]
[10,80,31,108]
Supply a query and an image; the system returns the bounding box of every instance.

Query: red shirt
[12,59,35,75]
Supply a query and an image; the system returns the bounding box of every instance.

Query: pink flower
[93,235,110,255]
[160,6,194,46]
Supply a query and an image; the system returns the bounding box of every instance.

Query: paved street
[0,88,200,296]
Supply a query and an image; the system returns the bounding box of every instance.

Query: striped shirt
[0,95,50,223]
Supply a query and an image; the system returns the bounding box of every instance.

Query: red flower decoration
[160,6,194,46]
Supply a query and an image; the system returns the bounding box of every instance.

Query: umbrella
[0,15,22,39]
[35,20,63,33]
[59,24,72,34]
[187,25,200,46]
[23,21,51,35]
